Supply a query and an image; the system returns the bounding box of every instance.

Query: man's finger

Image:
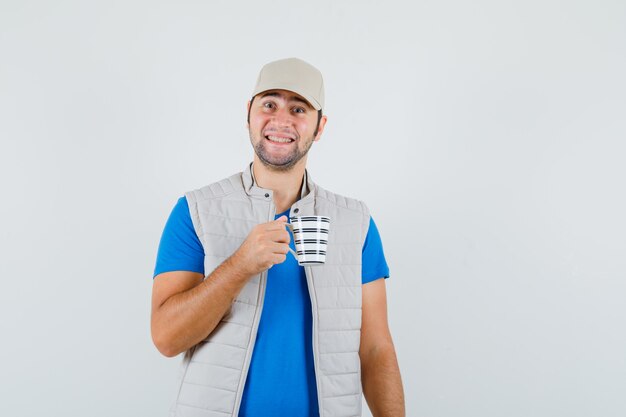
[265,216,288,230]
[269,229,290,244]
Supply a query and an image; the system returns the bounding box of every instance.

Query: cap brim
[252,83,322,111]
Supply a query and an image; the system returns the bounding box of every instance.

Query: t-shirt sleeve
[361,216,390,284]
[153,196,205,279]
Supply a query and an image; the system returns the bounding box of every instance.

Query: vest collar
[242,162,316,206]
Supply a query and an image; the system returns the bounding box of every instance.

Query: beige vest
[169,163,370,417]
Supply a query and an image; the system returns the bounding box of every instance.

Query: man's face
[247,89,326,172]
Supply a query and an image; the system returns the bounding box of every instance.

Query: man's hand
[152,216,292,357]
[231,216,291,276]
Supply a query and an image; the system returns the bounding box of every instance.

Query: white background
[1,1,625,416]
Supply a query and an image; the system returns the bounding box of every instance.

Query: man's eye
[263,102,274,109]
[293,107,305,113]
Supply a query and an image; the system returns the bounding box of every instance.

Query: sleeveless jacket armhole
[183,191,204,244]
[359,201,371,250]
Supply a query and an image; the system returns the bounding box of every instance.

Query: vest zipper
[305,265,324,417]
[232,198,275,416]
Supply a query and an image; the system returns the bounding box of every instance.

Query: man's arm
[151,258,250,358]
[151,217,291,357]
[360,278,405,417]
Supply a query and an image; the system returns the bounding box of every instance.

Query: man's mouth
[265,135,295,143]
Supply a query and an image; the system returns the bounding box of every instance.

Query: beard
[250,132,315,172]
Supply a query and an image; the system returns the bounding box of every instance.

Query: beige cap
[251,57,324,111]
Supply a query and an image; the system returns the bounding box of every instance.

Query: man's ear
[314,115,328,142]
[246,100,251,129]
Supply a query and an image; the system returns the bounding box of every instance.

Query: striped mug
[285,215,330,265]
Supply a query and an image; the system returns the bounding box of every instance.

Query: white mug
[285,215,330,265]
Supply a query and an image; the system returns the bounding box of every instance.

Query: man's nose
[270,107,294,126]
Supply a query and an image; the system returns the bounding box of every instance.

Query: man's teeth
[266,135,294,143]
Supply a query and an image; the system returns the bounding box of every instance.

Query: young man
[151,58,405,417]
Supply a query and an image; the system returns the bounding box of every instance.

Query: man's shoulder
[314,184,371,243]
[314,184,370,216]
[184,171,243,204]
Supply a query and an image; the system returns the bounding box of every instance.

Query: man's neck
[252,157,306,213]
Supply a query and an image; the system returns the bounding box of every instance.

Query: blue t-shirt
[154,197,390,417]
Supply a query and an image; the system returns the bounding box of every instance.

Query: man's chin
[252,139,311,172]
[255,148,302,171]
[258,157,298,172]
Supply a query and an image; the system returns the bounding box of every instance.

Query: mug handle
[284,222,298,260]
